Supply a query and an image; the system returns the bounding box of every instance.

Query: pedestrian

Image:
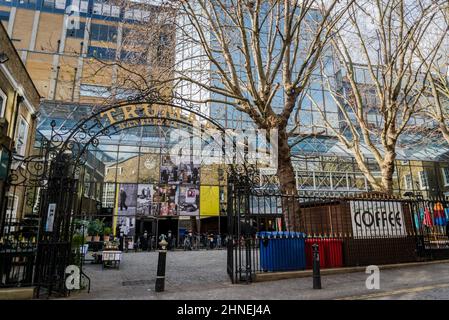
[211,233,216,249]
[192,167,199,184]
[217,234,222,248]
[150,235,155,251]
[172,236,177,250]
[167,230,173,250]
[119,188,128,211]
[141,230,148,251]
[195,233,200,250]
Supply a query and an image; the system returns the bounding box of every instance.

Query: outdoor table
[102,250,122,269]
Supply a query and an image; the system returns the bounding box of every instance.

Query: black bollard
[155,239,168,292]
[312,243,322,289]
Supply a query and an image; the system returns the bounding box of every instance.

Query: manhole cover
[122,280,154,286]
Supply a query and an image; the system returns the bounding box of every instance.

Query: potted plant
[72,232,84,251]
[88,219,104,242]
[103,227,112,241]
[72,232,87,265]
[73,219,89,241]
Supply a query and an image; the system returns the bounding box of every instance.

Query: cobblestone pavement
[64,250,449,300]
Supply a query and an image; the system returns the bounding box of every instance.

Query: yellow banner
[200,186,220,216]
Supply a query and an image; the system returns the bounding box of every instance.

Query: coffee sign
[350,201,406,238]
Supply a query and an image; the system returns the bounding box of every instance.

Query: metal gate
[0,129,79,296]
[1,94,231,296]
[226,165,449,284]
[226,165,260,284]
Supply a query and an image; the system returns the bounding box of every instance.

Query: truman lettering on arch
[99,104,200,129]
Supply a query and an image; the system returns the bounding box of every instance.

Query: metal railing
[227,188,449,283]
[0,218,39,288]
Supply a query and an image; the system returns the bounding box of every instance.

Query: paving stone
[61,251,449,300]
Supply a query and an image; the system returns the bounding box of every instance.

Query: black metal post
[155,239,167,292]
[312,243,322,289]
[119,231,124,251]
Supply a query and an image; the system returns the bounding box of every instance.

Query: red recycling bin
[305,238,343,269]
[305,238,326,269]
[325,238,343,268]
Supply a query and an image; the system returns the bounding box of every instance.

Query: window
[71,0,88,13]
[96,182,101,201]
[418,171,429,190]
[4,195,18,233]
[55,0,65,9]
[80,84,111,98]
[106,167,122,176]
[120,50,147,64]
[442,167,449,186]
[0,10,9,22]
[0,89,6,118]
[66,21,86,39]
[42,0,65,10]
[403,174,413,190]
[15,116,29,157]
[92,0,120,17]
[84,172,91,197]
[17,0,37,7]
[87,46,116,60]
[157,32,170,62]
[89,23,117,42]
[101,183,116,208]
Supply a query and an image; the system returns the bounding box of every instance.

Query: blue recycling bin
[257,231,306,272]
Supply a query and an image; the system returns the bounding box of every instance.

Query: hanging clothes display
[423,207,433,228]
[414,207,424,229]
[434,202,447,226]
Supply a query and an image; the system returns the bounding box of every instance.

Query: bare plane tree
[168,0,353,230]
[425,71,449,144]
[311,0,448,193]
[417,7,449,146]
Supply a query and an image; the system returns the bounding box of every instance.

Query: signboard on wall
[46,203,56,232]
[350,201,406,238]
[200,186,219,216]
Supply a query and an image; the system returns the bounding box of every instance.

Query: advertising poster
[178,163,200,185]
[160,155,178,184]
[136,184,153,216]
[153,185,179,216]
[199,186,219,216]
[349,200,406,238]
[179,185,200,215]
[160,155,200,185]
[117,183,137,236]
[166,185,179,216]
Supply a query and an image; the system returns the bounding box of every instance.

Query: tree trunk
[380,149,396,194]
[440,123,449,146]
[277,127,300,231]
